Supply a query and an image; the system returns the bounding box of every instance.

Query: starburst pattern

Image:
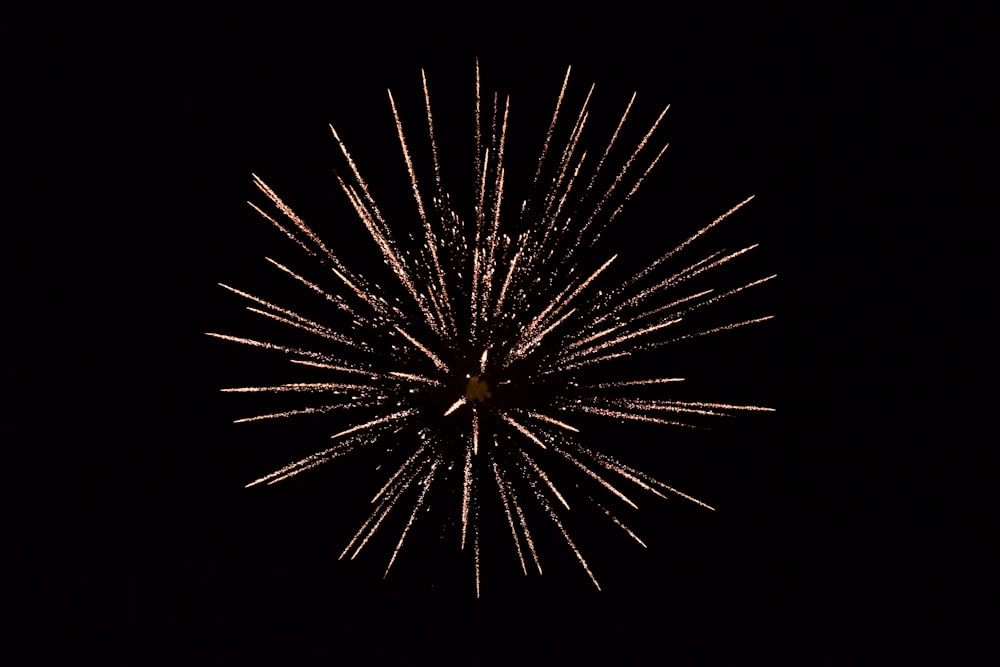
[209,63,774,595]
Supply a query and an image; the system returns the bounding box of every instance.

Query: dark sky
[9,5,994,662]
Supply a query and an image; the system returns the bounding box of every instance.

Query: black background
[7,5,995,663]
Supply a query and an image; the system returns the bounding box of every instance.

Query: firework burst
[208,63,774,595]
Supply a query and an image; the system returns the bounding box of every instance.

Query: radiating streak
[601,288,715,334]
[492,241,523,319]
[561,317,681,364]
[421,71,458,333]
[219,283,341,334]
[591,397,735,418]
[393,325,450,373]
[541,126,588,227]
[588,377,685,389]
[632,403,730,418]
[461,441,473,548]
[661,244,761,294]
[526,468,600,590]
[485,98,509,298]
[546,254,617,327]
[335,172,440,337]
[554,445,637,509]
[565,83,594,163]
[599,396,771,415]
[553,351,632,374]
[589,461,666,499]
[601,140,670,234]
[525,255,618,337]
[580,103,670,236]
[653,399,776,412]
[205,332,338,363]
[252,175,338,265]
[529,65,572,193]
[547,148,587,229]
[474,59,483,220]
[330,409,416,441]
[627,195,756,289]
[520,254,617,350]
[541,82,593,221]
[388,88,451,335]
[645,315,775,349]
[564,404,698,428]
[521,450,569,509]
[499,411,547,449]
[337,178,440,334]
[562,320,629,352]
[421,69,445,200]
[497,231,533,305]
[387,371,442,386]
[263,257,360,319]
[264,447,352,485]
[470,68,487,340]
[328,125,393,239]
[245,442,355,488]
[282,185,385,315]
[570,444,668,499]
[248,201,318,260]
[473,504,481,598]
[241,305,327,338]
[269,249,379,321]
[385,459,439,577]
[343,458,428,560]
[251,179,385,318]
[472,410,479,455]
[516,307,576,357]
[595,502,647,548]
[655,485,714,511]
[289,359,380,377]
[222,382,371,393]
[586,449,714,510]
[471,156,483,337]
[232,404,362,424]
[582,91,636,196]
[242,306,358,348]
[670,275,777,320]
[527,411,579,433]
[492,460,528,575]
[506,469,543,574]
[600,251,724,324]
[444,398,465,416]
[372,445,427,503]
[388,87,431,247]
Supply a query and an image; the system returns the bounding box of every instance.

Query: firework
[208,63,774,595]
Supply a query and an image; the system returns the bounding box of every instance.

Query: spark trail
[210,63,774,595]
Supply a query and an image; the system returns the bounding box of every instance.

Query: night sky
[9,6,994,662]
